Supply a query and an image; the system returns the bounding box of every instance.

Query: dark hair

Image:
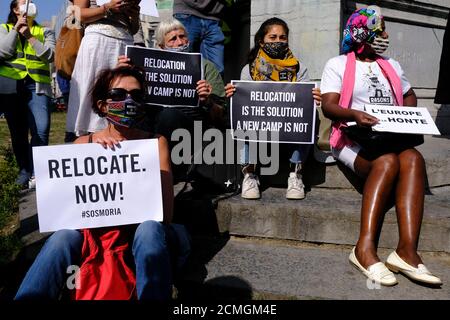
[247,17,290,65]
[91,66,146,117]
[7,0,38,26]
[7,0,18,25]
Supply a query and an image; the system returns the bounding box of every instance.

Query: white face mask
[19,2,37,18]
[370,36,389,55]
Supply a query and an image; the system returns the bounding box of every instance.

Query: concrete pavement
[178,236,450,300]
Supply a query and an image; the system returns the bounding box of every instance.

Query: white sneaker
[286,172,305,199]
[241,173,260,199]
[28,176,36,189]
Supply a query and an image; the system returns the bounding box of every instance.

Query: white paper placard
[33,139,163,232]
[365,105,441,135]
[96,0,159,17]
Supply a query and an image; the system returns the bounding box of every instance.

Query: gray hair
[155,19,187,48]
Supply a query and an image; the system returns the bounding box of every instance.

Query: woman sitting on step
[15,66,190,300]
[320,6,441,286]
[225,17,322,200]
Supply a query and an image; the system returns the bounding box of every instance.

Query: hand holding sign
[196,80,213,103]
[353,109,380,127]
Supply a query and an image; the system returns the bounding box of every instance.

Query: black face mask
[261,42,289,59]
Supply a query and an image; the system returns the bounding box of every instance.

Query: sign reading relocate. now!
[33,139,163,232]
[230,81,316,144]
[365,105,441,135]
[126,45,202,107]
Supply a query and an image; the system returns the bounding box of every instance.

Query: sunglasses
[107,88,144,102]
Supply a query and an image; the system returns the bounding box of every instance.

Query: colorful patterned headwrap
[342,6,384,54]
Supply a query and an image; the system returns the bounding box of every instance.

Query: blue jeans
[1,77,50,174]
[174,13,225,75]
[240,142,312,166]
[15,222,190,300]
[15,229,83,299]
[133,221,191,301]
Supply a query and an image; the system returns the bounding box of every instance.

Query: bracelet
[102,4,111,18]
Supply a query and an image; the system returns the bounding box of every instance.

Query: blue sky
[0,0,67,23]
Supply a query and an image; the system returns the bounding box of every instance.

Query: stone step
[305,135,450,189]
[178,236,450,300]
[216,186,450,253]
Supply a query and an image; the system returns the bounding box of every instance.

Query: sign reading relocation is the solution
[126,45,202,107]
[33,139,163,232]
[230,81,316,143]
[365,105,441,135]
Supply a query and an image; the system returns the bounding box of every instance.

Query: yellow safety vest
[0,23,51,84]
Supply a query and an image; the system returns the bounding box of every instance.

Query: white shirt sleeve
[240,64,252,81]
[297,62,310,81]
[388,58,411,95]
[320,56,345,94]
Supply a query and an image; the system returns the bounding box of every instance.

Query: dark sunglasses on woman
[107,88,144,102]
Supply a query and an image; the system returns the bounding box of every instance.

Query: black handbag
[342,125,424,155]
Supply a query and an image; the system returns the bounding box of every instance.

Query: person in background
[173,0,225,76]
[433,14,449,136]
[118,18,226,182]
[65,0,141,138]
[225,17,321,200]
[320,6,442,286]
[15,66,190,300]
[0,0,55,188]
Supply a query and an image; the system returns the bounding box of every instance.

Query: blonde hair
[155,19,188,48]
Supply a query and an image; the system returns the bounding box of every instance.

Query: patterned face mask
[165,43,190,53]
[105,97,145,129]
[261,42,289,59]
[342,6,384,54]
[370,35,389,55]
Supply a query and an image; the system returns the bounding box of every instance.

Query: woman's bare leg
[394,148,425,267]
[353,152,399,268]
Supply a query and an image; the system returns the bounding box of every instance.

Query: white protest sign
[33,139,163,232]
[140,0,159,17]
[365,105,441,135]
[96,0,159,17]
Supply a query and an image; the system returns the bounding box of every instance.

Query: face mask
[19,2,37,18]
[165,43,190,53]
[106,97,145,129]
[370,36,389,55]
[261,42,289,59]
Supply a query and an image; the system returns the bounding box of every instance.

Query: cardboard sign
[230,81,316,144]
[33,139,163,232]
[126,46,202,107]
[365,105,441,135]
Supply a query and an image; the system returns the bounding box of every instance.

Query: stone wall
[251,0,341,81]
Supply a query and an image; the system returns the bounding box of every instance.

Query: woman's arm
[322,92,379,127]
[28,28,55,63]
[157,135,173,224]
[403,88,417,107]
[73,0,124,24]
[0,23,19,59]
